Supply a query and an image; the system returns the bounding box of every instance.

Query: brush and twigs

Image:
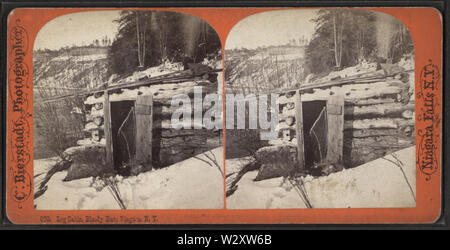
[285,175,313,208]
[117,107,135,162]
[101,175,127,210]
[382,152,416,202]
[194,151,224,177]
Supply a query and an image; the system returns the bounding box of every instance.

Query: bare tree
[333,10,344,69]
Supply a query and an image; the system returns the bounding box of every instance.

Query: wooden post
[326,95,344,164]
[135,95,153,169]
[295,90,305,171]
[103,90,114,170]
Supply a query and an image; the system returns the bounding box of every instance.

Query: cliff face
[33,46,109,95]
[225,45,306,93]
[33,47,109,159]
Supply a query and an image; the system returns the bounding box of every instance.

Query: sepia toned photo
[33,10,224,210]
[6,6,442,225]
[224,9,416,209]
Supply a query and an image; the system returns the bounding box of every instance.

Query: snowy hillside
[225,45,306,93]
[33,47,109,159]
[33,47,109,96]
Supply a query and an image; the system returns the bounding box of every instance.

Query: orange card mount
[6,7,442,224]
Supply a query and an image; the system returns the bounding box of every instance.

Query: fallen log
[34,158,73,199]
[225,157,259,197]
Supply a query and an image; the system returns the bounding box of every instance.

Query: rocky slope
[33,46,109,159]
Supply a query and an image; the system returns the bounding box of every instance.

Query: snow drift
[34,147,224,210]
[227,146,415,209]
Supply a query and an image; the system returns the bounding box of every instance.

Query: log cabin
[268,65,415,172]
[78,66,222,174]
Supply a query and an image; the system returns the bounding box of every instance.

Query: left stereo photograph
[32,10,224,210]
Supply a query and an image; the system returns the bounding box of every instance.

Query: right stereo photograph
[224,9,416,209]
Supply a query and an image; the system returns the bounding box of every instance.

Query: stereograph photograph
[32,10,224,210]
[224,9,416,209]
[5,5,441,225]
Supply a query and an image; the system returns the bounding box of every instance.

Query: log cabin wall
[79,80,221,169]
[273,70,415,168]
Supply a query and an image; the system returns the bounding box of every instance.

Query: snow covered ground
[51,54,108,62]
[227,146,416,209]
[34,145,415,210]
[34,157,60,195]
[34,147,224,210]
[248,52,304,61]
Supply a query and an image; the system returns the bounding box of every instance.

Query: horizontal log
[84,122,104,131]
[158,136,207,148]
[92,116,103,126]
[344,128,400,138]
[85,113,94,122]
[152,118,214,130]
[205,137,221,148]
[344,118,414,130]
[94,103,103,110]
[85,81,218,105]
[348,135,414,147]
[77,138,106,147]
[268,138,297,146]
[279,100,413,119]
[402,110,415,119]
[346,97,398,106]
[39,68,221,104]
[344,103,415,117]
[154,91,219,107]
[157,101,216,118]
[159,128,220,138]
[89,107,104,117]
[276,121,295,131]
[280,105,295,117]
[278,81,408,104]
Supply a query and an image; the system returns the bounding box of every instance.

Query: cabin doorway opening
[110,100,136,172]
[302,100,328,168]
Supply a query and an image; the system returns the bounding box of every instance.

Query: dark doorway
[302,100,327,169]
[110,100,136,171]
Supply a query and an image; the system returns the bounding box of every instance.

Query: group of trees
[304,9,413,76]
[107,10,221,77]
[288,36,309,46]
[91,36,112,47]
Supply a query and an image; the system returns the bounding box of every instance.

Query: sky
[225,9,318,50]
[34,10,121,50]
[34,9,319,51]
